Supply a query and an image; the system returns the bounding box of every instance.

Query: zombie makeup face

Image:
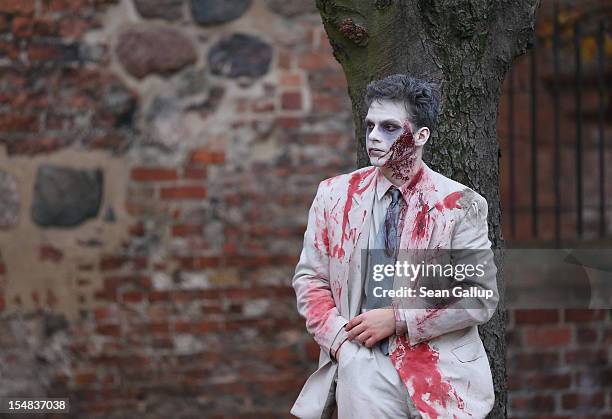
[365,99,430,182]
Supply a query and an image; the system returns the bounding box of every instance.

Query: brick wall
[0,0,609,417]
[507,309,611,417]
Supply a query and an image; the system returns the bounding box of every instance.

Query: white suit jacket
[291,163,499,419]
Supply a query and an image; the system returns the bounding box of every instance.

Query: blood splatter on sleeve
[292,180,349,359]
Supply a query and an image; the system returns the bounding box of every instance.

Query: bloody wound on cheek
[382,121,417,182]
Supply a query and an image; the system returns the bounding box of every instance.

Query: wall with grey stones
[0,0,354,416]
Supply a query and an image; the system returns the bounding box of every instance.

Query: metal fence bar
[574,20,583,238]
[597,20,606,238]
[530,34,539,238]
[552,0,561,246]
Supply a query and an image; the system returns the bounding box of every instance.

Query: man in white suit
[291,74,499,419]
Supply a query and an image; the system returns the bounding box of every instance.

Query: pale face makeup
[365,99,431,183]
[365,100,411,167]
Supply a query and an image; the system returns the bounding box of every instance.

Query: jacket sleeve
[394,194,499,346]
[292,180,349,359]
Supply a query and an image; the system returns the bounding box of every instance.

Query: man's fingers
[355,330,372,346]
[345,314,363,331]
[347,322,367,340]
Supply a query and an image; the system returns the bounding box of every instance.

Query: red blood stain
[304,281,337,337]
[443,192,462,209]
[321,208,330,252]
[412,202,431,242]
[332,168,375,259]
[415,308,442,336]
[435,191,462,212]
[382,121,418,182]
[391,336,465,418]
[404,165,424,191]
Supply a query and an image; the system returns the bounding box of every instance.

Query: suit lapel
[338,168,377,315]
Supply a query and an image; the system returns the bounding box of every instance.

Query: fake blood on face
[382,121,418,182]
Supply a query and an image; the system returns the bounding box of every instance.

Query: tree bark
[316,0,540,416]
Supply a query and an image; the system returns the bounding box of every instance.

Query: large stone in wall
[0,170,20,228]
[208,33,273,79]
[264,0,317,17]
[32,165,103,227]
[133,0,184,21]
[191,0,250,25]
[116,27,196,79]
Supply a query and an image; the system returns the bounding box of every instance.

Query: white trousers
[334,340,422,419]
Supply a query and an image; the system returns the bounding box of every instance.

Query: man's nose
[367,126,381,143]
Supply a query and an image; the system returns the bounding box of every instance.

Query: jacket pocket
[451,339,483,363]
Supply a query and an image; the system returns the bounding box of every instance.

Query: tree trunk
[316,0,539,416]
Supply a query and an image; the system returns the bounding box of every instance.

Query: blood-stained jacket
[291,162,499,419]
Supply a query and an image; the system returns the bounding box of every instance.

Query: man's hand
[345,308,395,348]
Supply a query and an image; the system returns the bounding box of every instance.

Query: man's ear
[414,127,430,146]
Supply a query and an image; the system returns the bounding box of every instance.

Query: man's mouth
[368,148,386,157]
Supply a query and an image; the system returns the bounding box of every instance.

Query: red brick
[27,43,65,62]
[12,17,33,38]
[148,322,170,334]
[564,309,606,322]
[183,166,207,179]
[514,309,559,324]
[122,291,144,303]
[525,326,572,347]
[511,394,555,412]
[160,185,207,200]
[0,40,19,60]
[279,72,303,87]
[0,0,35,15]
[39,244,63,262]
[95,324,120,337]
[297,51,336,70]
[45,289,58,307]
[277,49,291,69]
[130,167,178,182]
[312,94,343,113]
[99,255,127,271]
[43,0,87,12]
[58,17,89,38]
[576,327,598,343]
[565,348,607,366]
[0,114,38,132]
[129,222,145,237]
[525,373,571,390]
[275,116,301,129]
[281,91,302,111]
[321,72,347,89]
[148,290,171,302]
[74,371,97,386]
[510,352,559,370]
[171,224,203,237]
[189,149,225,165]
[561,392,604,410]
[32,18,57,36]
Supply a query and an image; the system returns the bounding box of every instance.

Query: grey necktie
[364,186,404,355]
